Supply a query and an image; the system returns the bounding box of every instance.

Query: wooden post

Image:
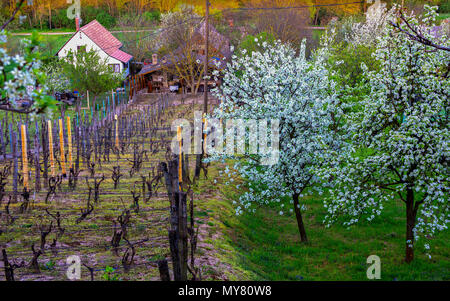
[66,116,73,170]
[204,0,210,114]
[20,124,28,190]
[11,130,18,202]
[112,90,115,113]
[0,123,5,161]
[157,259,171,281]
[168,192,188,281]
[177,126,182,190]
[41,119,48,187]
[203,116,208,154]
[115,114,119,149]
[59,120,66,176]
[34,121,41,192]
[129,79,132,100]
[87,90,90,109]
[48,121,55,177]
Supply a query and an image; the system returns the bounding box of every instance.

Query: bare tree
[118,14,160,62]
[162,18,229,94]
[246,0,313,47]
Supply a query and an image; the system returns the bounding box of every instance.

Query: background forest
[1,0,449,31]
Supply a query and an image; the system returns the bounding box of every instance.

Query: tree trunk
[48,2,52,30]
[293,193,308,242]
[405,188,416,263]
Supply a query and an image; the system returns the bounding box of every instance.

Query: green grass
[10,28,75,33]
[6,34,68,58]
[222,193,449,280]
[198,164,450,281]
[436,13,450,21]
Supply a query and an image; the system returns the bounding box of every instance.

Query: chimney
[75,17,80,31]
[152,54,158,65]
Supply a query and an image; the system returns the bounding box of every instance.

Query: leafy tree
[210,40,341,242]
[320,6,449,263]
[61,49,124,114]
[142,10,161,22]
[81,6,116,29]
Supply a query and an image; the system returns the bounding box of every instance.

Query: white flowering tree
[347,0,394,47]
[0,30,56,114]
[0,0,56,115]
[320,6,449,263]
[42,61,71,97]
[210,40,341,242]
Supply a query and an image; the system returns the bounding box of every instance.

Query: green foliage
[142,10,161,22]
[326,43,379,87]
[238,32,276,56]
[51,9,76,29]
[102,266,119,281]
[438,0,450,13]
[44,260,56,270]
[61,49,123,99]
[96,10,117,29]
[82,6,116,29]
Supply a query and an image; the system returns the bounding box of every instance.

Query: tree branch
[389,11,450,52]
[1,0,26,31]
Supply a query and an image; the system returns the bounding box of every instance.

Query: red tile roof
[109,47,133,63]
[80,20,133,63]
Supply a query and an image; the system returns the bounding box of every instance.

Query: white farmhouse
[56,18,133,76]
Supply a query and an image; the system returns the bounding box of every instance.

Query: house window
[77,45,86,53]
[109,64,121,73]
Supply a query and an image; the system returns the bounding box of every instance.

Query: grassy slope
[7,34,68,57]
[200,163,450,281]
[436,13,450,21]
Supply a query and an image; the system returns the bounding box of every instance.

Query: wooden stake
[203,116,208,154]
[177,126,182,190]
[66,116,73,169]
[20,124,28,189]
[48,120,55,177]
[59,119,66,176]
[204,0,210,114]
[87,90,90,109]
[115,114,119,149]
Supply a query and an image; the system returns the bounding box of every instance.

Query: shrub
[143,10,161,22]
[81,6,116,28]
[96,10,116,28]
[438,0,450,13]
[52,9,75,29]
